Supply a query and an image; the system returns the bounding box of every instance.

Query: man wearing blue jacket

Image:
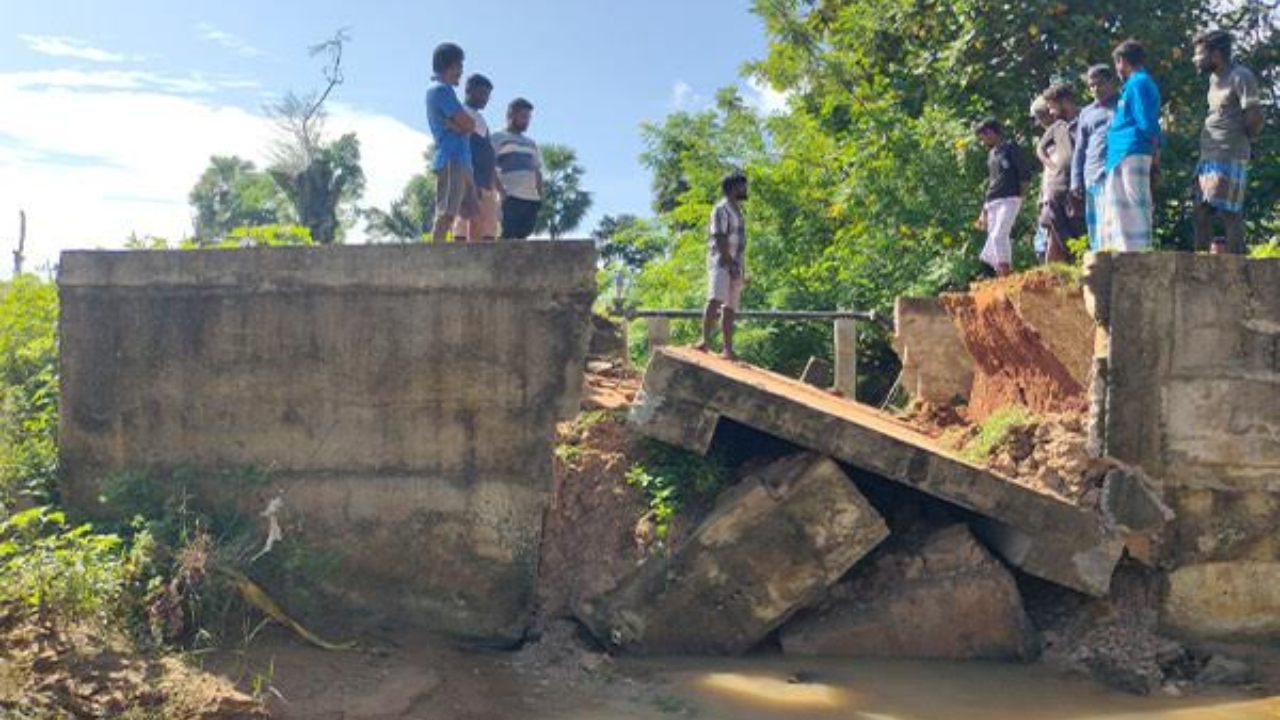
[1101,40,1162,252]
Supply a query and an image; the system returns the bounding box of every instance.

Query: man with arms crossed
[1192,29,1264,254]
[453,74,502,241]
[696,172,749,360]
[1071,65,1119,253]
[425,42,477,243]
[492,98,542,239]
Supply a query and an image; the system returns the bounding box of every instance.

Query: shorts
[436,162,477,219]
[709,265,744,311]
[454,187,500,239]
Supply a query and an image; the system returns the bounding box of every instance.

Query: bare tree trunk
[13,210,25,277]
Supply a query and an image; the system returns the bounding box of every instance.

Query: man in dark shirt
[974,118,1032,276]
[453,74,500,241]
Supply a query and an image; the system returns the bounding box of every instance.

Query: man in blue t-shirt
[425,42,477,242]
[1101,39,1161,252]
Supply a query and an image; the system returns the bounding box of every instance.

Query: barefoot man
[697,171,749,360]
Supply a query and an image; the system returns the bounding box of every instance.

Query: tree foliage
[626,0,1276,394]
[268,29,366,244]
[189,156,291,242]
[535,144,593,239]
[366,170,436,242]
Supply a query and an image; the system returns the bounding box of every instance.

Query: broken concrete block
[893,296,974,404]
[781,524,1034,660]
[632,347,1125,596]
[577,453,888,655]
[800,357,834,389]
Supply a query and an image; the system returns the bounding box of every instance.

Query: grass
[955,405,1037,463]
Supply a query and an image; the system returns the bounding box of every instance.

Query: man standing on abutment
[1192,29,1264,255]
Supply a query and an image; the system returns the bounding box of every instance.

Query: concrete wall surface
[1084,252,1280,641]
[59,243,597,643]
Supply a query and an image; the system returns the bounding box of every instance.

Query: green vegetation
[954,405,1038,462]
[626,441,727,540]
[600,0,1276,392]
[0,277,58,507]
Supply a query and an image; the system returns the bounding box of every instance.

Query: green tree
[534,144,593,239]
[188,156,290,242]
[593,214,668,273]
[268,29,366,244]
[365,171,437,242]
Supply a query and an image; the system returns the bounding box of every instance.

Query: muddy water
[563,657,1280,720]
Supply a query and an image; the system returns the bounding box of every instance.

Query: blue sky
[0,0,778,273]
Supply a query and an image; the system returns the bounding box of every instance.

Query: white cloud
[197,23,264,58]
[743,77,791,116]
[671,80,706,111]
[0,69,429,275]
[18,34,143,63]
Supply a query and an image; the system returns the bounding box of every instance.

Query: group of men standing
[976,30,1264,275]
[425,43,544,242]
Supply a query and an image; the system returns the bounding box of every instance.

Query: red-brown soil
[942,272,1090,422]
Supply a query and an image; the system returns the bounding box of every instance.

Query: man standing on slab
[1192,29,1264,254]
[1040,83,1085,263]
[453,74,501,242]
[696,171,749,360]
[492,98,543,239]
[424,42,477,243]
[1071,65,1119,253]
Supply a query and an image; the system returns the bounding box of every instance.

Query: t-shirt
[466,107,497,190]
[1072,98,1116,191]
[1201,65,1261,162]
[707,199,746,274]
[986,141,1031,201]
[491,130,541,201]
[1106,68,1161,171]
[425,80,471,170]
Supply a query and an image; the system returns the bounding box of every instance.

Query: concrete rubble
[781,524,1035,660]
[577,452,888,655]
[630,346,1124,597]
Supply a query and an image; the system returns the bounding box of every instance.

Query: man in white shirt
[696,171,749,360]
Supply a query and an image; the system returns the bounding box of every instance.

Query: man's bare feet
[721,349,737,361]
[694,342,710,352]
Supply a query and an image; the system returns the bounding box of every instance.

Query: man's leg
[721,306,737,360]
[432,215,454,243]
[696,300,721,352]
[1223,211,1246,255]
[1193,200,1214,252]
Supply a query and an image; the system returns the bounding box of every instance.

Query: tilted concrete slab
[578,453,888,655]
[630,347,1124,596]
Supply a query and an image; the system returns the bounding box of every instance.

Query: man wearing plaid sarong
[1191,30,1264,254]
[1101,40,1162,253]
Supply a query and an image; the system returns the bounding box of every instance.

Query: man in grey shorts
[696,171,749,360]
[425,42,477,242]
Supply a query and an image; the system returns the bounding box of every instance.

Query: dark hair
[1083,64,1118,85]
[508,97,534,114]
[721,170,748,196]
[465,74,493,92]
[973,117,1002,136]
[432,43,465,74]
[1112,39,1146,67]
[1194,29,1232,60]
[1042,83,1076,104]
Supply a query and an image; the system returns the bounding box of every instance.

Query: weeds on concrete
[953,405,1038,463]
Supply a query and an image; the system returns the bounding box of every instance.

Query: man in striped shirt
[491,98,542,239]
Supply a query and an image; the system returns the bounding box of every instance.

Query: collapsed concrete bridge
[629,346,1124,597]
